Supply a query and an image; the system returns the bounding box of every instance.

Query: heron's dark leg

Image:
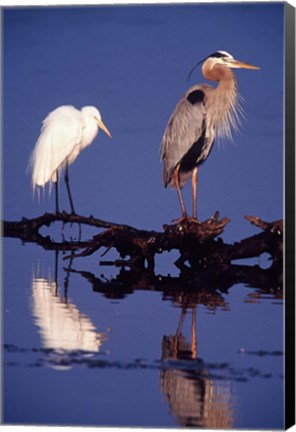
[55,171,60,215]
[191,306,197,359]
[64,164,76,214]
[173,164,187,218]
[192,166,198,220]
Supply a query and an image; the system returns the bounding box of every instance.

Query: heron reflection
[161,306,234,428]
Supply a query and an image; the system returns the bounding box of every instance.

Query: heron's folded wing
[161,85,207,187]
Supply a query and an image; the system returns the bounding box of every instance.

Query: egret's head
[82,106,112,138]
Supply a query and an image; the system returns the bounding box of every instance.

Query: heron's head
[187,50,259,81]
[82,106,112,138]
[205,50,260,70]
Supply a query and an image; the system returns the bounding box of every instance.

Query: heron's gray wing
[161,85,209,187]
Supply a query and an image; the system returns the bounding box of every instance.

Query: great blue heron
[161,50,259,222]
[30,105,112,214]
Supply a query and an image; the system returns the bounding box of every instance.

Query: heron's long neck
[203,64,241,140]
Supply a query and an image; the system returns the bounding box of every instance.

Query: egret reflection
[31,257,109,368]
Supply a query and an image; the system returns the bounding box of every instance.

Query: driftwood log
[3,211,283,272]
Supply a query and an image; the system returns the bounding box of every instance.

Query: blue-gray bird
[161,50,259,222]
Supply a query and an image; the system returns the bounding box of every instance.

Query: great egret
[161,50,259,222]
[30,105,111,214]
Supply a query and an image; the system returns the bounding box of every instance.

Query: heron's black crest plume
[186,58,204,83]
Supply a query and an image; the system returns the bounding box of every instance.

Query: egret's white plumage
[30,105,111,213]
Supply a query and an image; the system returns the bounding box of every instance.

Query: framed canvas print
[1,1,295,430]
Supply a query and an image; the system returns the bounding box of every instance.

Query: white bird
[30,105,112,214]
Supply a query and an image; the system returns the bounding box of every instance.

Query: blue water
[3,3,284,429]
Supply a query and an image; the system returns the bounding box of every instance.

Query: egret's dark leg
[64,164,76,214]
[192,166,198,220]
[55,171,60,215]
[172,307,187,357]
[54,249,59,296]
[173,164,187,219]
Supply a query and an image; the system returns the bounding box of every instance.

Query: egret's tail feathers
[32,175,58,202]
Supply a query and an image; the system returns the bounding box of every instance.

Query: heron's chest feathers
[205,76,242,141]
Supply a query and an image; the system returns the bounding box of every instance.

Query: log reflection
[69,261,282,303]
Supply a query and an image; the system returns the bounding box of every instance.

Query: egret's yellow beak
[95,117,112,138]
[228,59,260,70]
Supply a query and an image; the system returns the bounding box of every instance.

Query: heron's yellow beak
[228,59,260,70]
[95,117,112,138]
